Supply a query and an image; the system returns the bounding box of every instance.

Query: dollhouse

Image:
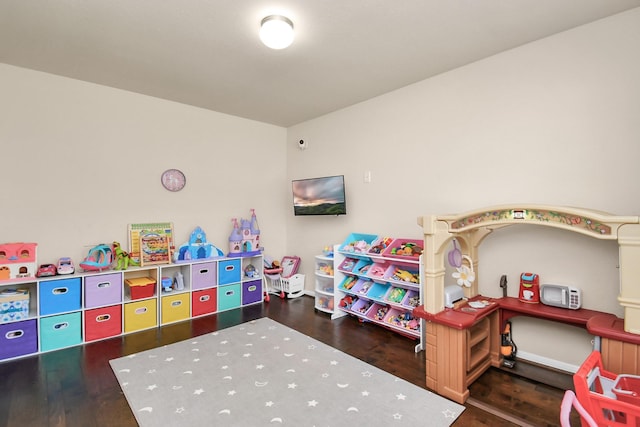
[0,242,37,280]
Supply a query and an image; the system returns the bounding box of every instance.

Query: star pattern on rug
[110,318,464,426]
[443,409,457,419]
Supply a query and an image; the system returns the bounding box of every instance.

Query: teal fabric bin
[39,312,82,352]
[218,283,241,311]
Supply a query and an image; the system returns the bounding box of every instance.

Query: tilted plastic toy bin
[339,233,379,257]
[382,238,424,260]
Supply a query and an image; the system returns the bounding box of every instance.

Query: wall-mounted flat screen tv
[292,175,347,216]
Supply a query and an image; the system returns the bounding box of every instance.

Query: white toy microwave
[540,284,582,310]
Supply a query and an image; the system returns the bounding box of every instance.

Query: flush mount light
[260,15,294,49]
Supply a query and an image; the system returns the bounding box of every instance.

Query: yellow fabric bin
[124,299,158,333]
[161,293,190,325]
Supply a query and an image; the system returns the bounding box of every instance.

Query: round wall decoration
[161,169,186,192]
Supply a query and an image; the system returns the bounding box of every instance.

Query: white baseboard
[516,350,580,374]
[299,291,580,373]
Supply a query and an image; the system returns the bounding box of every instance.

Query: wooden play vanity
[414,204,640,404]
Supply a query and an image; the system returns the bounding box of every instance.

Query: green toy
[113,241,139,270]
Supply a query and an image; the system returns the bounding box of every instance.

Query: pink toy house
[0,242,38,281]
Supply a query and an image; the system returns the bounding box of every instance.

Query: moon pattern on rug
[110,318,463,426]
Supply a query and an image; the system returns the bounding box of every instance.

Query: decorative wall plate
[161,169,186,192]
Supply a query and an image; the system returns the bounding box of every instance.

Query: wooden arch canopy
[418,204,640,334]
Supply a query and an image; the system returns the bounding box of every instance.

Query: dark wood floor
[0,295,580,426]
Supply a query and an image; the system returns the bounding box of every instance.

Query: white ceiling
[1,1,639,127]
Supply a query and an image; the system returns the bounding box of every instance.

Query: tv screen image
[292,175,346,216]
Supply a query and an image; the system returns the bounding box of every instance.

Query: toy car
[36,264,57,277]
[57,257,75,275]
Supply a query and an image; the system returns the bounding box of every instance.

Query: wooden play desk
[414,296,640,404]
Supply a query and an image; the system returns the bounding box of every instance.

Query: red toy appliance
[519,272,540,303]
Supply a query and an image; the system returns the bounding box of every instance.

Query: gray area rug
[110,317,463,426]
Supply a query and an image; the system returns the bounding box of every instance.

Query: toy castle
[175,226,224,262]
[228,209,261,257]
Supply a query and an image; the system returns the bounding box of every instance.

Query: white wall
[0,64,289,264]
[286,9,640,369]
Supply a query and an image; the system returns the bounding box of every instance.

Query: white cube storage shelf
[0,254,263,362]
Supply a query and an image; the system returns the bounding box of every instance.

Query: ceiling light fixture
[260,15,294,50]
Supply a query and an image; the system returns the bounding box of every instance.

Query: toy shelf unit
[314,246,345,320]
[264,256,305,299]
[0,254,263,363]
[334,234,424,350]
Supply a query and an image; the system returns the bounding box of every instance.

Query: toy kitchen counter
[413,295,640,404]
[497,296,640,375]
[413,296,502,404]
[413,295,500,329]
